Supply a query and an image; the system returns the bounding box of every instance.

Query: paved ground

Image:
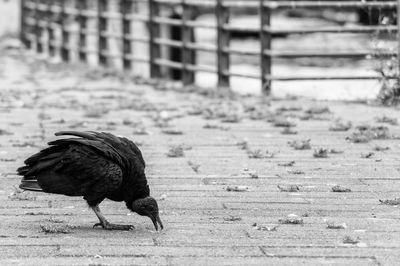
[0,45,400,266]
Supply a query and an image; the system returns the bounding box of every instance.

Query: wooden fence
[20,0,400,94]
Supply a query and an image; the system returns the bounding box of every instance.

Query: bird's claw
[93,222,103,229]
[93,222,134,231]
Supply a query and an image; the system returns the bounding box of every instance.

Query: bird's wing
[18,131,147,203]
[19,144,123,202]
[54,131,145,168]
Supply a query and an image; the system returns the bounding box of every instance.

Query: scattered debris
[374,145,390,151]
[159,194,167,201]
[0,129,13,135]
[342,235,360,244]
[12,141,36,148]
[223,216,242,222]
[162,129,183,135]
[305,106,331,114]
[275,105,302,113]
[0,158,16,162]
[313,148,329,158]
[236,139,249,150]
[122,118,136,126]
[288,139,311,150]
[331,185,352,193]
[346,132,370,143]
[226,185,248,192]
[355,124,370,131]
[360,152,374,158]
[326,221,347,229]
[247,171,259,179]
[278,214,303,224]
[48,217,65,224]
[247,149,263,159]
[375,115,398,126]
[221,114,241,123]
[280,127,298,135]
[167,145,185,157]
[8,187,37,201]
[40,224,73,234]
[272,117,296,127]
[329,149,344,154]
[187,161,200,173]
[248,108,273,120]
[25,212,48,216]
[329,119,352,131]
[265,150,275,158]
[379,198,400,205]
[247,149,275,159]
[298,113,314,121]
[277,184,300,192]
[187,106,203,116]
[203,123,230,131]
[51,119,66,124]
[252,223,279,231]
[347,125,392,143]
[287,169,305,175]
[278,161,295,167]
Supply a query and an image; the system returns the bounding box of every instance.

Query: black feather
[17,131,150,207]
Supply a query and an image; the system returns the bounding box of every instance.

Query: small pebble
[226,186,248,192]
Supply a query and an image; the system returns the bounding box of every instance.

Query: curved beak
[150,213,164,231]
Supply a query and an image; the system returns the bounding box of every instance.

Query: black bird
[17,131,163,231]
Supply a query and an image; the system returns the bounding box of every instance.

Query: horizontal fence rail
[20,0,400,95]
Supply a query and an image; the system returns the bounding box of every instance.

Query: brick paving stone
[0,47,399,265]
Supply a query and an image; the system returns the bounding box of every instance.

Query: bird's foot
[93,222,134,231]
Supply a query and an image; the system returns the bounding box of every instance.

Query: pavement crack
[258,246,267,256]
[152,236,159,246]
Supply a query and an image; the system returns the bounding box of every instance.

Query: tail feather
[24,145,66,165]
[19,177,43,192]
[17,165,30,176]
[20,158,60,177]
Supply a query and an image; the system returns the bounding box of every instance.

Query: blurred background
[5,0,400,101]
[0,0,20,37]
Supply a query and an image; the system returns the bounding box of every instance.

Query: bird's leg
[91,205,134,231]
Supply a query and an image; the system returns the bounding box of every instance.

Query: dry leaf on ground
[331,185,351,192]
[288,139,311,150]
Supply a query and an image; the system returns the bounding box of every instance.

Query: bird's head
[131,197,163,231]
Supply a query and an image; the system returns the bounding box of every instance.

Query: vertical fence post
[121,0,132,70]
[98,0,108,66]
[60,0,70,61]
[181,0,195,85]
[46,0,55,57]
[397,0,400,82]
[77,0,87,62]
[35,0,43,53]
[148,0,161,78]
[260,0,271,95]
[20,0,29,48]
[216,0,230,88]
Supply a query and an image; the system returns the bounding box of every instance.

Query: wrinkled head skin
[131,197,163,231]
